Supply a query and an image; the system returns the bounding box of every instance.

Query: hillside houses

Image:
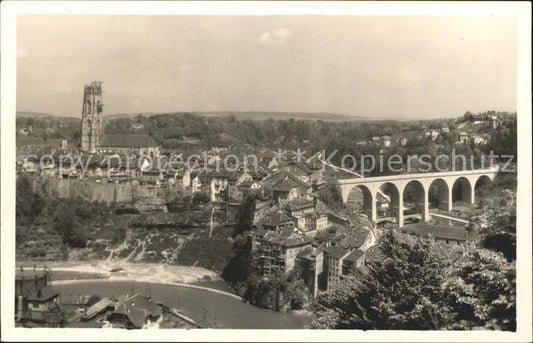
[98,134,160,156]
[251,227,314,275]
[459,131,490,145]
[457,112,503,130]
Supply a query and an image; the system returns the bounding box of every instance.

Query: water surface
[53,281,313,329]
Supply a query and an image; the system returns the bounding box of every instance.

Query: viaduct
[338,167,500,227]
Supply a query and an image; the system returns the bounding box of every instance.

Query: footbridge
[338,167,499,227]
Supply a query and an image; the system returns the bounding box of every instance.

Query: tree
[53,203,87,248]
[311,230,451,329]
[318,183,344,211]
[234,194,257,235]
[221,234,254,287]
[192,191,210,205]
[443,246,516,331]
[474,191,516,261]
[16,175,44,224]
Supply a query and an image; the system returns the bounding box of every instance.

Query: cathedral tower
[80,81,104,151]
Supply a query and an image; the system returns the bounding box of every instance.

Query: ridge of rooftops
[25,286,59,302]
[285,198,315,211]
[252,226,313,247]
[99,134,158,148]
[268,172,311,190]
[299,243,365,262]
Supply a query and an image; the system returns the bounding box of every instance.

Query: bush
[167,196,191,213]
[192,192,210,205]
[115,207,141,215]
[110,227,127,245]
[179,238,233,271]
[16,175,45,224]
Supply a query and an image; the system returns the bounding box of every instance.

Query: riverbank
[16,260,220,284]
[52,281,313,329]
[50,278,242,301]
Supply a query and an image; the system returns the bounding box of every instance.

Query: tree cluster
[311,227,516,331]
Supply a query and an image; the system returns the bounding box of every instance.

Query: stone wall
[30,175,178,204]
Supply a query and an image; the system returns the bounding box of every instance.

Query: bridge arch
[346,184,374,217]
[376,182,402,227]
[428,178,452,211]
[403,180,428,223]
[452,177,474,207]
[475,174,493,189]
[474,174,495,206]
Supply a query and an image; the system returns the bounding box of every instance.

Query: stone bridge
[338,167,499,227]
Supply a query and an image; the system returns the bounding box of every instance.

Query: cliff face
[17,209,235,273]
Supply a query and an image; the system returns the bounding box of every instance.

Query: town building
[23,287,63,325]
[266,172,312,204]
[18,126,33,136]
[255,210,295,231]
[228,171,254,201]
[82,298,115,322]
[323,246,365,291]
[237,180,262,200]
[299,244,327,297]
[471,134,489,145]
[400,224,478,245]
[251,228,313,275]
[107,293,162,329]
[302,212,328,233]
[79,81,161,155]
[98,134,160,156]
[15,269,63,325]
[381,135,391,147]
[80,81,105,152]
[284,198,316,217]
[459,131,470,144]
[425,129,439,141]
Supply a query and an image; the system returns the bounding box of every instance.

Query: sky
[16,15,517,119]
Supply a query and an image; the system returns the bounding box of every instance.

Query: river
[53,280,313,329]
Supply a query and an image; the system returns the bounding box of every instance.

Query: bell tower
[80,81,104,152]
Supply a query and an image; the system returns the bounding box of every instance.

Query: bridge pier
[393,199,404,227]
[365,200,377,226]
[416,200,429,222]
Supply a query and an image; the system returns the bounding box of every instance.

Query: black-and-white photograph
[1,1,531,342]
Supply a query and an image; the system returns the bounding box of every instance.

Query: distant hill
[16,111,78,120]
[104,112,155,120]
[196,111,367,122]
[17,111,55,118]
[104,111,367,122]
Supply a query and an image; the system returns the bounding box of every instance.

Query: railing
[338,166,500,184]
